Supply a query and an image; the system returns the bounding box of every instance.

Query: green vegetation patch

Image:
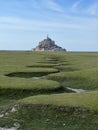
[27,63,58,68]
[47,68,98,90]
[1,106,98,130]
[0,78,62,99]
[0,77,60,90]
[5,68,59,78]
[19,91,98,111]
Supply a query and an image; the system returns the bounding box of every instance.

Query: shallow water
[66,87,86,93]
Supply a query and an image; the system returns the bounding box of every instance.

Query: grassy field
[0,51,98,130]
[19,90,98,111]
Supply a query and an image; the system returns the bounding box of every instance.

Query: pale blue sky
[0,0,98,51]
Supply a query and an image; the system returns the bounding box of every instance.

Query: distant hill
[33,36,66,51]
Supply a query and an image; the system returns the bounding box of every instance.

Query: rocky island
[33,36,66,51]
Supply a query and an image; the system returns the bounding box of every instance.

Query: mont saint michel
[33,36,66,51]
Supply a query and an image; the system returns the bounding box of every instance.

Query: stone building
[33,36,66,52]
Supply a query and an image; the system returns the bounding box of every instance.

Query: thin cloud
[72,0,83,10]
[0,16,97,32]
[41,0,64,13]
[87,2,98,16]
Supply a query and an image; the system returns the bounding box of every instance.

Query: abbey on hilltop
[33,35,66,52]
